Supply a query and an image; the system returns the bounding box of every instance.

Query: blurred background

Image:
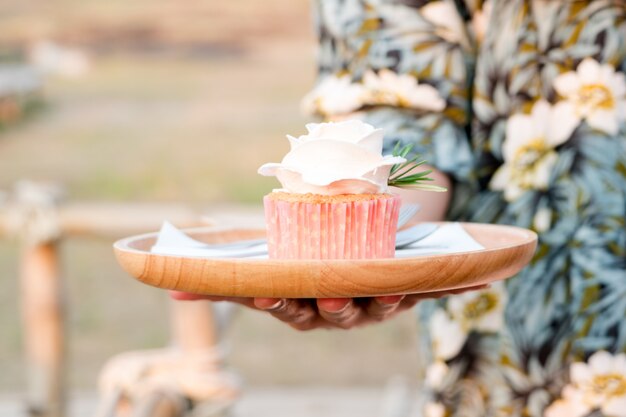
[0,0,420,415]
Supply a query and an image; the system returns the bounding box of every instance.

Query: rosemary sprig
[387,143,447,192]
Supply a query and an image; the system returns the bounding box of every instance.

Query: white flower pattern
[301,70,446,117]
[490,100,579,201]
[362,69,446,111]
[471,0,492,43]
[425,360,450,389]
[447,281,508,333]
[429,283,507,361]
[424,401,446,417]
[301,74,365,117]
[429,308,468,361]
[545,351,626,417]
[544,386,590,417]
[553,58,626,136]
[421,1,470,49]
[533,206,552,233]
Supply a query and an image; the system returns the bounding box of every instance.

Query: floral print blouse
[306,1,626,416]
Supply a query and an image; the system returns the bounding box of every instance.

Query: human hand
[169,285,488,331]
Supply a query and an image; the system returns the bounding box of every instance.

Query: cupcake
[262,192,401,259]
[258,120,442,259]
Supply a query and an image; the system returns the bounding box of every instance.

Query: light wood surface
[114,223,537,298]
[0,202,205,239]
[20,242,65,417]
[170,300,217,352]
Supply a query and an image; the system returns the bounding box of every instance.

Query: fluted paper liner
[263,194,401,259]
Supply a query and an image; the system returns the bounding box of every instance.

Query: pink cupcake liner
[263,194,401,259]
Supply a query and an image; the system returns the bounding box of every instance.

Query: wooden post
[8,181,66,417]
[20,241,65,417]
[0,180,222,417]
[170,300,218,352]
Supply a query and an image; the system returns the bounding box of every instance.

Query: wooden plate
[114,223,537,298]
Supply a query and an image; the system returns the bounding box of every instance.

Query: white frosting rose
[258,120,406,195]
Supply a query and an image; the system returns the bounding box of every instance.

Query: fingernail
[169,290,202,301]
[376,295,405,305]
[319,298,351,313]
[256,298,284,310]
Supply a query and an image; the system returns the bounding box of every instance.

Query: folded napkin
[393,222,484,258]
[151,221,483,259]
[152,222,268,258]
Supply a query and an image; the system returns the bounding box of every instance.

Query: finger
[317,298,351,312]
[254,298,282,309]
[366,295,405,321]
[169,291,214,301]
[169,291,261,310]
[317,298,362,329]
[396,294,424,312]
[257,298,318,330]
[221,297,257,309]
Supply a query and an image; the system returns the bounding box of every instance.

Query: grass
[0,52,311,204]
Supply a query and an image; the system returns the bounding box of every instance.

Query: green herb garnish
[387,143,447,192]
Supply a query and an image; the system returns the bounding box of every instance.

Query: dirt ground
[0,0,423,394]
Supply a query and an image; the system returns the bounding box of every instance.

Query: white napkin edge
[151,221,484,259]
[395,223,484,258]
